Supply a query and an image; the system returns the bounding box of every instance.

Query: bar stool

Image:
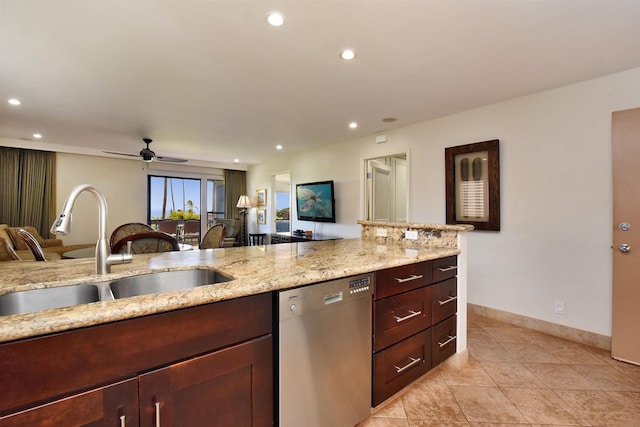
[249,233,266,246]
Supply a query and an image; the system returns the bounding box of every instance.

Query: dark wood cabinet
[373,256,458,406]
[0,378,138,427]
[0,293,273,426]
[373,285,432,352]
[139,336,272,427]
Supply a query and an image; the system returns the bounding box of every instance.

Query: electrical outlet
[405,230,418,240]
[376,228,387,237]
[555,301,565,315]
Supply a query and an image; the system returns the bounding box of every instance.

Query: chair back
[15,228,47,261]
[213,219,240,246]
[110,223,153,247]
[111,231,180,254]
[182,220,201,244]
[200,224,226,249]
[156,220,179,237]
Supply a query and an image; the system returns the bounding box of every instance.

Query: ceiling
[1,1,639,168]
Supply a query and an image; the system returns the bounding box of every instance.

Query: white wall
[54,154,226,245]
[248,68,640,336]
[56,153,148,245]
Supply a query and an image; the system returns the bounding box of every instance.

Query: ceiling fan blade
[103,151,141,158]
[156,156,188,163]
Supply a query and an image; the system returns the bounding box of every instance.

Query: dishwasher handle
[324,291,343,305]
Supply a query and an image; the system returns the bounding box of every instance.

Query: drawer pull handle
[394,356,422,373]
[394,310,422,323]
[155,401,161,427]
[437,265,458,272]
[395,274,423,283]
[438,295,458,306]
[120,415,126,427]
[438,335,457,348]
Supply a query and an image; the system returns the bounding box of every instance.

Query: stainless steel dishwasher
[278,273,373,427]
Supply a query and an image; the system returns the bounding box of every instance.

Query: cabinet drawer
[432,256,457,283]
[373,286,431,352]
[431,277,457,325]
[375,262,432,300]
[432,315,457,367]
[373,329,431,406]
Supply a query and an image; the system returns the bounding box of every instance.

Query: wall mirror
[364,153,408,222]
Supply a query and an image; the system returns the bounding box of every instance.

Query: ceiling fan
[104,138,188,163]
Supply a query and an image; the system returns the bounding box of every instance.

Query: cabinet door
[373,329,431,406]
[373,286,432,352]
[431,277,457,325]
[139,335,272,427]
[375,262,432,300]
[0,378,138,427]
[432,256,457,283]
[432,315,457,367]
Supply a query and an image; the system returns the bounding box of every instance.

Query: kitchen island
[0,225,470,425]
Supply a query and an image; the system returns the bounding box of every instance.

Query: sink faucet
[51,184,132,274]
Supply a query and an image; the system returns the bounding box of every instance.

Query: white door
[392,157,407,222]
[371,160,391,222]
[611,107,640,365]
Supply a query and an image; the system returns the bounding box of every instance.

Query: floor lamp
[236,195,252,246]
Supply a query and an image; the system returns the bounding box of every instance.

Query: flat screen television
[295,180,336,223]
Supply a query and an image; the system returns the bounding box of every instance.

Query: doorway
[273,173,291,233]
[611,107,640,365]
[364,153,408,222]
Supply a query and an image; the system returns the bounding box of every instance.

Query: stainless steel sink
[0,285,101,316]
[109,269,231,299]
[0,269,231,316]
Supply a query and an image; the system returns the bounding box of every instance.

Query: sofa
[0,224,94,261]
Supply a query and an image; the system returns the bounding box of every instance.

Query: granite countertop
[0,238,458,343]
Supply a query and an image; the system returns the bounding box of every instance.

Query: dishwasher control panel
[279,273,374,320]
[349,276,371,294]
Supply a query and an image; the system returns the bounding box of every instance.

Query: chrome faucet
[51,184,132,274]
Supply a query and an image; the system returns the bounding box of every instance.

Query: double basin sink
[0,269,232,316]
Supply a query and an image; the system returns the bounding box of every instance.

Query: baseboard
[468,303,611,351]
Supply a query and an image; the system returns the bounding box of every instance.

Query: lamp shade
[236,195,252,209]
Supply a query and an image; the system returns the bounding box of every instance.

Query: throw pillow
[0,237,21,261]
[0,225,14,250]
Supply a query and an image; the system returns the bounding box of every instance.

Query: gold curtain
[0,147,56,237]
[223,169,246,220]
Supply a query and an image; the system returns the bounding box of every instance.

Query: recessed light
[349,122,358,129]
[382,117,397,123]
[33,133,42,139]
[234,158,240,163]
[8,98,21,106]
[276,145,283,150]
[340,49,356,60]
[267,12,284,27]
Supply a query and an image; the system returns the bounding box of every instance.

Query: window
[274,173,290,232]
[207,179,225,228]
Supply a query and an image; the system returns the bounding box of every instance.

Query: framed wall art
[257,209,266,224]
[445,139,500,231]
[256,189,266,206]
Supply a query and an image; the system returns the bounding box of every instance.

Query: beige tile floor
[359,312,640,427]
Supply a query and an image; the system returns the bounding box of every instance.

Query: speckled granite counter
[0,238,459,343]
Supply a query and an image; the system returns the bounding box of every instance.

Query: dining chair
[200,224,226,249]
[109,222,153,248]
[15,228,47,261]
[111,231,180,254]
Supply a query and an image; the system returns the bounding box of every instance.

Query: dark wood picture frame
[445,139,500,231]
